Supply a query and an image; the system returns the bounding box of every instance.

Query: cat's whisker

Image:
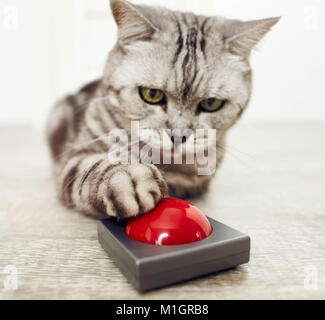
[215,144,253,170]
[55,134,110,160]
[218,142,253,158]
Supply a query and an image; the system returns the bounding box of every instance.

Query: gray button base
[98,217,250,291]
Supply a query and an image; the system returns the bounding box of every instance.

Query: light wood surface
[0,123,324,300]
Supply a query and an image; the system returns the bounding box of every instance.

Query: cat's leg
[58,152,168,219]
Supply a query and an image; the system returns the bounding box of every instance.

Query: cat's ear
[224,17,280,57]
[110,0,157,44]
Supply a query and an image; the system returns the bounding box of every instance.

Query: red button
[125,198,212,246]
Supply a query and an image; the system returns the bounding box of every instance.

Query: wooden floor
[0,122,324,300]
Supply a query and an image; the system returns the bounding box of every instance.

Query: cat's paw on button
[108,164,168,219]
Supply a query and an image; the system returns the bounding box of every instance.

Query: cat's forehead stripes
[172,14,211,104]
[173,21,184,64]
[200,18,210,59]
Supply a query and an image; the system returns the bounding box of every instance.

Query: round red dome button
[125,198,212,246]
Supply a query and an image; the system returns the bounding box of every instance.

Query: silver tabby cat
[47,0,279,219]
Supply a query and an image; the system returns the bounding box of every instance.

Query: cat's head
[103,0,279,169]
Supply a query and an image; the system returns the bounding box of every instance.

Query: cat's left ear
[110,0,157,44]
[224,17,280,58]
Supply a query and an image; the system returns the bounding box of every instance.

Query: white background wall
[0,0,324,127]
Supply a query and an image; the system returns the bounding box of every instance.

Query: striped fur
[47,0,279,219]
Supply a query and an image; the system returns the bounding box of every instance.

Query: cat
[46,0,279,219]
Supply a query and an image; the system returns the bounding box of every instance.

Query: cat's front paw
[107,164,168,219]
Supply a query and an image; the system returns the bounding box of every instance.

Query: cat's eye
[199,98,226,112]
[139,87,166,105]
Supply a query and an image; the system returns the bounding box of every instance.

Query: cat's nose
[168,129,192,147]
[170,136,187,145]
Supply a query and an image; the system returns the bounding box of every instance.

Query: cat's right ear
[224,17,280,58]
[110,0,157,44]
